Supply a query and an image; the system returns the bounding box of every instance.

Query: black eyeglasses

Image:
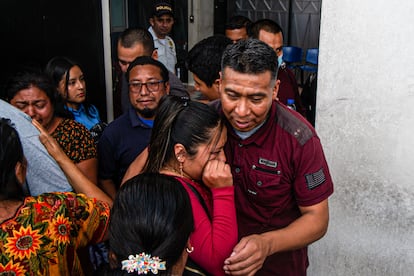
[128,80,166,94]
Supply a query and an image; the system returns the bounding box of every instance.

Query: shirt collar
[227,101,277,146]
[148,26,161,41]
[128,107,152,128]
[66,104,85,115]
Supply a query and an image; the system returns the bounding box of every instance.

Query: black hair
[221,38,279,82]
[225,15,252,31]
[108,173,193,275]
[186,35,232,87]
[143,95,223,174]
[126,56,169,84]
[44,56,95,118]
[249,18,284,38]
[0,118,25,201]
[117,28,155,56]
[5,70,72,119]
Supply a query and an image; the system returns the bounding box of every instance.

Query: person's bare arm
[76,158,98,185]
[98,178,118,200]
[33,119,112,206]
[121,147,149,185]
[223,199,330,275]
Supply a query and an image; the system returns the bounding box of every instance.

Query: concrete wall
[309,0,414,275]
[186,0,214,86]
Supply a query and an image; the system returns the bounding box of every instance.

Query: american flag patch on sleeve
[305,168,326,190]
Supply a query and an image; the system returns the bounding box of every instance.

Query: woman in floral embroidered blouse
[0,118,112,276]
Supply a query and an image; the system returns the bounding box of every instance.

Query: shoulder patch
[276,104,314,146]
[305,168,326,190]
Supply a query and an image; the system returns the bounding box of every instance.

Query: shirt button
[257,181,262,186]
[235,168,240,173]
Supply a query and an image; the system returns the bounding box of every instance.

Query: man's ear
[149,18,154,27]
[213,78,220,89]
[165,81,171,95]
[218,72,223,95]
[152,49,158,60]
[213,78,220,97]
[272,79,280,101]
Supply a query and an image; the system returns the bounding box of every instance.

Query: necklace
[162,166,195,182]
[163,166,182,176]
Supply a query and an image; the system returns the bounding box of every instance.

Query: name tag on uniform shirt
[258,158,278,168]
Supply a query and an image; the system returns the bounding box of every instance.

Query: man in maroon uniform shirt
[219,39,333,275]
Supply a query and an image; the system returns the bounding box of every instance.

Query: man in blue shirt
[113,27,187,118]
[98,57,170,199]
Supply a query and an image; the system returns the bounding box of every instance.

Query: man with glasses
[250,19,306,117]
[98,56,170,199]
[148,1,177,73]
[114,27,187,118]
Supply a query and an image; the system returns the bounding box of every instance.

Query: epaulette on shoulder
[276,104,314,146]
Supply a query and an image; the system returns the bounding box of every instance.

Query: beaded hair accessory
[121,253,166,274]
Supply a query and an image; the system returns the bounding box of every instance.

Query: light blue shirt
[148,26,177,73]
[67,104,101,130]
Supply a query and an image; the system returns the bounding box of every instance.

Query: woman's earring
[186,246,194,254]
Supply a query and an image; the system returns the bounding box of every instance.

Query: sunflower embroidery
[0,261,26,275]
[5,224,42,260]
[51,214,71,245]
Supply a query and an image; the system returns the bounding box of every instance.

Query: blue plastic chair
[282,46,303,69]
[300,48,318,84]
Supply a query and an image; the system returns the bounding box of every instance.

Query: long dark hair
[108,173,194,275]
[0,118,25,201]
[143,95,224,173]
[45,56,95,118]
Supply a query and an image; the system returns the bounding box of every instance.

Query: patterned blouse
[51,118,97,163]
[0,192,110,275]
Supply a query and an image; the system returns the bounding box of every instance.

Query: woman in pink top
[140,95,238,275]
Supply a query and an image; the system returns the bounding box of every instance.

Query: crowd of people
[0,1,333,275]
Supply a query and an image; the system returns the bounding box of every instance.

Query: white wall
[309,0,414,275]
